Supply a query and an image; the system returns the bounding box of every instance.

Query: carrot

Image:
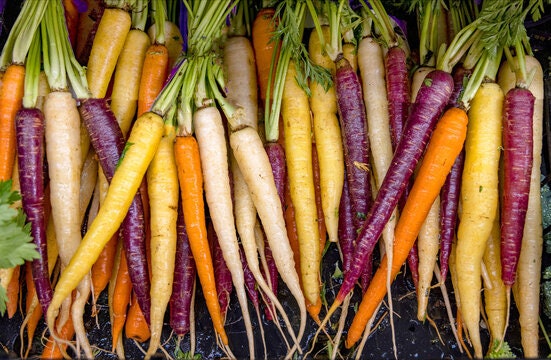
[209,220,233,320]
[194,105,256,358]
[327,69,454,314]
[251,7,280,105]
[147,19,184,71]
[109,243,132,351]
[144,131,179,359]
[482,211,507,346]
[498,54,544,358]
[308,24,344,244]
[45,111,165,342]
[229,126,307,353]
[41,307,75,360]
[125,294,151,343]
[86,5,131,98]
[174,134,229,346]
[281,60,321,307]
[169,201,197,337]
[6,265,20,319]
[138,0,170,118]
[137,43,169,116]
[110,0,151,137]
[230,152,299,344]
[21,262,43,358]
[63,0,79,50]
[455,82,504,358]
[0,64,24,182]
[345,105,468,349]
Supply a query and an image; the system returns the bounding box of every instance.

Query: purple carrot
[78,97,151,323]
[334,54,372,232]
[407,242,419,289]
[239,245,259,309]
[262,239,279,321]
[439,149,464,283]
[335,69,454,304]
[500,87,535,287]
[15,108,52,315]
[169,202,196,337]
[208,220,233,319]
[438,65,470,282]
[265,142,286,208]
[338,170,355,275]
[385,46,410,151]
[77,2,104,65]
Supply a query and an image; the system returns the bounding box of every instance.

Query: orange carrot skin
[137,44,169,117]
[345,107,468,348]
[6,265,21,318]
[125,294,151,343]
[91,232,118,303]
[0,64,25,181]
[111,247,133,349]
[252,7,280,104]
[41,313,75,359]
[174,135,228,345]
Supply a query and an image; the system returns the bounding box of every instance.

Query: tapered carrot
[41,309,75,360]
[125,294,151,343]
[110,245,133,351]
[346,106,468,349]
[0,64,25,181]
[144,132,179,360]
[174,135,229,346]
[282,60,320,306]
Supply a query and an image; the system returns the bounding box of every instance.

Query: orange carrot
[111,247,133,350]
[125,293,151,343]
[63,0,79,49]
[0,64,25,181]
[345,107,468,349]
[41,310,75,359]
[6,264,21,319]
[174,135,229,345]
[251,7,280,105]
[91,232,118,307]
[137,44,169,117]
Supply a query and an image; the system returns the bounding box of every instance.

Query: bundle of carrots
[0,0,549,359]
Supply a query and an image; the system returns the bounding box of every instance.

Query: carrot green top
[0,0,48,70]
[21,30,41,110]
[41,0,90,98]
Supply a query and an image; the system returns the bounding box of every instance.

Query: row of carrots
[0,0,549,359]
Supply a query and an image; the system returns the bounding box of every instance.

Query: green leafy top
[263,0,332,143]
[0,180,40,316]
[0,0,48,69]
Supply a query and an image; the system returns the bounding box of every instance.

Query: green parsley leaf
[0,180,40,315]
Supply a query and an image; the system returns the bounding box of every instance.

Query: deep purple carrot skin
[239,246,259,309]
[15,108,52,315]
[407,243,419,289]
[265,142,286,208]
[170,203,196,336]
[262,238,279,321]
[501,87,535,287]
[208,220,232,318]
[338,170,355,275]
[385,46,411,150]
[359,252,373,294]
[78,98,151,322]
[336,69,455,303]
[439,149,464,282]
[77,3,104,65]
[335,54,372,232]
[448,66,472,109]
